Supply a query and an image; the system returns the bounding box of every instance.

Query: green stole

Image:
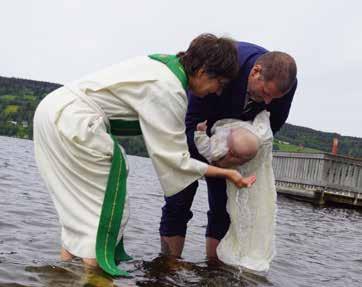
[95,54,188,276]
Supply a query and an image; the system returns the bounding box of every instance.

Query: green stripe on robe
[95,54,187,276]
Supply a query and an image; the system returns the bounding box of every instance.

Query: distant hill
[0,76,62,139]
[0,76,62,96]
[276,123,362,158]
[1,75,361,158]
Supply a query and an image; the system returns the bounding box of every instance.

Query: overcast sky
[1,0,361,138]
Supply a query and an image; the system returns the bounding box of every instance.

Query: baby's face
[227,147,253,165]
[214,150,251,168]
[214,137,252,168]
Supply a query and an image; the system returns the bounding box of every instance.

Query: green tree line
[1,76,361,158]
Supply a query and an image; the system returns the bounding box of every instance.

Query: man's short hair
[256,51,297,94]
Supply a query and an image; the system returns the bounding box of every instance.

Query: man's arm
[185,92,209,162]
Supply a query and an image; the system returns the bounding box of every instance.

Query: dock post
[318,189,326,205]
[353,193,359,206]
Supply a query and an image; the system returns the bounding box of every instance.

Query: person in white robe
[33,33,257,276]
[194,110,276,273]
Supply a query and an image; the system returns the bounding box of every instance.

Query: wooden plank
[273,152,362,196]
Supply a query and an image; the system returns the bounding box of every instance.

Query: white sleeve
[136,82,208,197]
[210,129,230,161]
[194,131,212,163]
[252,111,273,142]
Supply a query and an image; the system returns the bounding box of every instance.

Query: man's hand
[196,120,207,132]
[227,170,256,188]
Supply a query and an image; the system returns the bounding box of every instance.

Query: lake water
[0,136,361,287]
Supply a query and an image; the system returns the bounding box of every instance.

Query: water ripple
[1,136,361,286]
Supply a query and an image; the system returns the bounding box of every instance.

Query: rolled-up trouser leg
[205,177,230,241]
[159,181,198,237]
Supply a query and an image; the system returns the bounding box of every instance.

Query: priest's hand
[204,165,256,188]
[227,170,256,188]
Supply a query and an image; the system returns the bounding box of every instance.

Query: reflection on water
[0,136,361,287]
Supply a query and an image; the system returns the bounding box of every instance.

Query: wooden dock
[272,152,362,208]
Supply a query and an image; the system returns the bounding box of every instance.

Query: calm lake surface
[0,136,361,287]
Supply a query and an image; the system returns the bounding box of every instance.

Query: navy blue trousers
[159,177,230,241]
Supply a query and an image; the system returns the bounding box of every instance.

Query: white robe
[33,56,208,258]
[195,111,277,272]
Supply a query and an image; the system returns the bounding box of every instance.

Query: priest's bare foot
[60,247,74,261]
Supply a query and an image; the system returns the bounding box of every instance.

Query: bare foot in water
[61,247,98,268]
[82,258,98,267]
[60,247,74,261]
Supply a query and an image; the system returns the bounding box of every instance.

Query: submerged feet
[160,235,185,258]
[60,247,74,261]
[206,237,220,260]
[60,247,97,267]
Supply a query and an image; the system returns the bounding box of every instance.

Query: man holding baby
[160,41,297,260]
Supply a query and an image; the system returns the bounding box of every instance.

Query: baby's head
[226,127,260,165]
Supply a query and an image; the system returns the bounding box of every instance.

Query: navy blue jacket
[185,41,297,160]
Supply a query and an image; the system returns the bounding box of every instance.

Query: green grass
[274,141,322,153]
[1,95,16,101]
[23,95,36,101]
[3,105,20,115]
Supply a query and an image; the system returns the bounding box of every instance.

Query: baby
[194,110,277,273]
[195,120,261,168]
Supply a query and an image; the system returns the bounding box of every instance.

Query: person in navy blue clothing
[159,41,297,259]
